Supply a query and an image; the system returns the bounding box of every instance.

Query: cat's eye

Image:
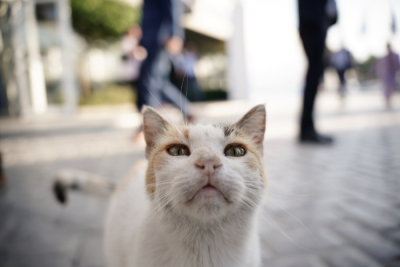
[167,145,190,156]
[224,145,246,157]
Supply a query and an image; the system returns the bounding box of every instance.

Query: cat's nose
[195,157,222,175]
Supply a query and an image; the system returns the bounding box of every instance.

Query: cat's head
[143,105,267,222]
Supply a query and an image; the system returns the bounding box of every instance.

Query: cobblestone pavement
[0,89,400,267]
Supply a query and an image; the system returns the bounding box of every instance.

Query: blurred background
[0,0,399,116]
[0,0,400,266]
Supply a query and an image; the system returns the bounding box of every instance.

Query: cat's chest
[132,224,254,267]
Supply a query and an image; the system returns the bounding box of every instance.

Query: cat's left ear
[234,104,266,153]
[143,106,171,158]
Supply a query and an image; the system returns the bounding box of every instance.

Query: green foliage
[70,0,140,43]
[79,84,136,106]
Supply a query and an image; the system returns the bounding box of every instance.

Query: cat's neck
[147,204,261,266]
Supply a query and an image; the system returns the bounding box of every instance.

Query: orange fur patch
[227,128,267,186]
[145,124,189,194]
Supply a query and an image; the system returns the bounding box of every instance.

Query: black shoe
[299,131,333,145]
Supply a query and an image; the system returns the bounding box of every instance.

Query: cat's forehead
[188,124,225,143]
[162,123,243,148]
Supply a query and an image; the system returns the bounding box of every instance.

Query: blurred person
[121,25,147,87]
[331,47,352,99]
[376,44,400,110]
[172,41,206,102]
[298,0,337,144]
[0,153,5,188]
[136,0,193,119]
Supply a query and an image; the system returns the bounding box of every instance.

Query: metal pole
[11,0,31,116]
[25,0,47,114]
[59,0,77,113]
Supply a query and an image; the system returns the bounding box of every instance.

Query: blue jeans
[137,48,191,117]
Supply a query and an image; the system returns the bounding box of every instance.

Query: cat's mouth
[189,183,228,202]
[199,184,220,194]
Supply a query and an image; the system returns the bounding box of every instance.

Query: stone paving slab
[263,253,329,267]
[0,90,400,267]
[322,246,383,267]
[330,220,400,261]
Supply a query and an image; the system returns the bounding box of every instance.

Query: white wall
[228,0,307,104]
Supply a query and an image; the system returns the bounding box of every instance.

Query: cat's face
[143,105,266,222]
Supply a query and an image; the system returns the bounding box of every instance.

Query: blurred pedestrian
[0,153,5,188]
[298,0,337,144]
[136,0,193,119]
[331,47,352,99]
[172,41,206,102]
[121,25,147,88]
[376,44,400,110]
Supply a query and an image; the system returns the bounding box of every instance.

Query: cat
[54,104,267,267]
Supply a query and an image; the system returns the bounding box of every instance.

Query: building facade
[0,0,76,117]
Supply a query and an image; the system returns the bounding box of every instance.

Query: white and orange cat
[54,104,267,267]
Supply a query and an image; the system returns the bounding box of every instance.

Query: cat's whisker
[144,184,169,189]
[265,198,320,245]
[144,181,174,188]
[260,210,316,253]
[265,189,320,198]
[243,180,264,186]
[240,195,260,212]
[179,71,187,117]
[267,177,322,188]
[237,198,258,214]
[185,73,188,126]
[145,193,173,220]
[242,182,265,191]
[145,87,167,115]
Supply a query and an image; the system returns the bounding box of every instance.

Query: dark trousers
[337,69,345,86]
[337,68,346,96]
[137,47,191,117]
[299,22,327,133]
[187,77,205,102]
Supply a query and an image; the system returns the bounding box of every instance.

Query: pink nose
[195,159,222,175]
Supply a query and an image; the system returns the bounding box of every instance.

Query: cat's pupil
[224,145,245,157]
[168,145,190,156]
[179,147,187,155]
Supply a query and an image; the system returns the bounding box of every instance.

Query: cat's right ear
[142,106,170,158]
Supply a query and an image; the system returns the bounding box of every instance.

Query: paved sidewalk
[0,89,400,267]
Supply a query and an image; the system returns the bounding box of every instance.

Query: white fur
[105,109,266,267]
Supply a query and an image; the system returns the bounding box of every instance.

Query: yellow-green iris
[168,145,190,156]
[224,145,246,157]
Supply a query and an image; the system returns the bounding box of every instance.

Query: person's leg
[157,50,193,119]
[299,22,332,144]
[0,153,5,187]
[162,80,192,117]
[384,83,395,109]
[133,48,162,142]
[137,61,151,112]
[137,47,162,111]
[146,49,170,109]
[338,69,346,98]
[188,77,205,102]
[299,22,327,134]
